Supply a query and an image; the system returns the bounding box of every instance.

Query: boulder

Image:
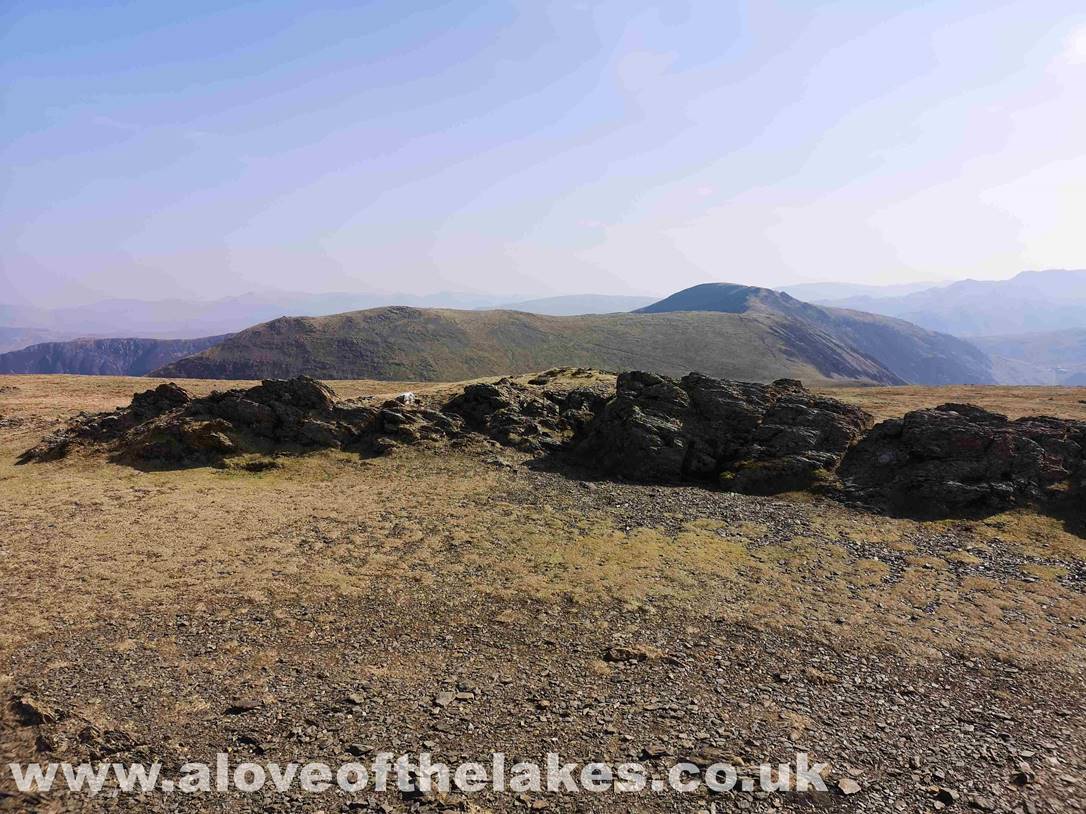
[573,371,872,492]
[838,404,1086,516]
[553,386,609,436]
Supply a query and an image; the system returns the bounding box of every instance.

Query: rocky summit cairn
[838,403,1086,516]
[573,371,873,494]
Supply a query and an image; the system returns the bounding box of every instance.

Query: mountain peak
[636,283,807,316]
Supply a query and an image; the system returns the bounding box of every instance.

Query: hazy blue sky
[2,1,1085,306]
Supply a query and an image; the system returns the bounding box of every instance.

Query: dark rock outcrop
[20,370,1084,524]
[573,371,873,493]
[17,382,197,463]
[444,378,607,453]
[130,382,193,417]
[18,374,611,467]
[18,377,377,467]
[838,404,1086,516]
[368,403,463,453]
[117,376,375,465]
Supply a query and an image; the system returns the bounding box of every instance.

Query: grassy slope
[151,306,903,385]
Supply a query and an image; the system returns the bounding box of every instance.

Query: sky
[2,0,1085,307]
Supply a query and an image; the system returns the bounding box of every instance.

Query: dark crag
[572,371,873,494]
[838,403,1086,517]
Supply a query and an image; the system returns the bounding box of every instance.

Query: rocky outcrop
[17,382,198,463]
[116,377,380,464]
[18,374,611,467]
[573,371,873,494]
[18,377,379,467]
[20,370,1085,522]
[444,378,606,453]
[838,404,1086,516]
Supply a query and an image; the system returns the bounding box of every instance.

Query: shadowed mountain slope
[0,335,230,376]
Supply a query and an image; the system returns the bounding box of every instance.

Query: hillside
[816,269,1086,336]
[153,305,903,384]
[637,283,994,384]
[972,328,1086,385]
[0,335,229,376]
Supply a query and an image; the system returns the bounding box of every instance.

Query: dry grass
[822,383,1086,421]
[1,374,1084,673]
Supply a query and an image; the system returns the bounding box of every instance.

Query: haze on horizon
[2,1,1085,308]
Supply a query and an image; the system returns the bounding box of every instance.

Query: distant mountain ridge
[0,326,92,355]
[778,280,949,302]
[16,281,1080,386]
[0,290,656,353]
[0,290,512,344]
[816,269,1086,336]
[0,335,230,376]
